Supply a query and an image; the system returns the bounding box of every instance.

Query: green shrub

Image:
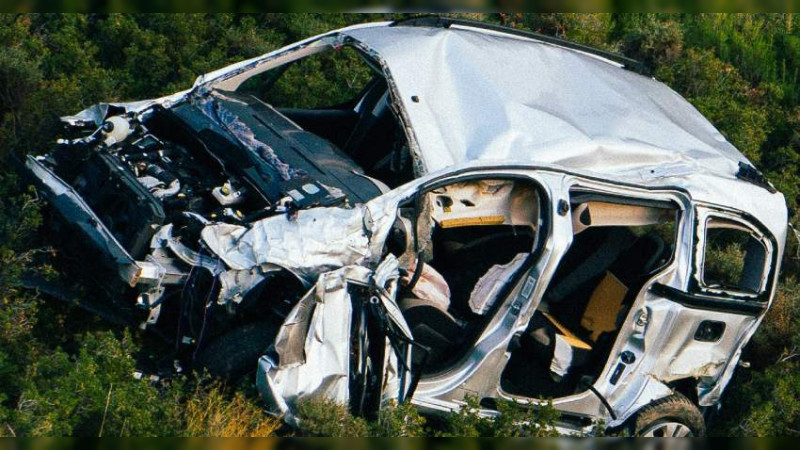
[437,396,561,437]
[713,361,800,436]
[9,330,184,436]
[618,15,684,68]
[0,46,41,118]
[500,13,614,50]
[295,398,370,437]
[374,399,427,437]
[657,48,772,164]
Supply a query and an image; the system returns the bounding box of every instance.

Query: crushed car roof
[343,21,787,241]
[347,24,748,178]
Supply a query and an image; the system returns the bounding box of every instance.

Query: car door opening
[501,195,678,399]
[387,177,544,374]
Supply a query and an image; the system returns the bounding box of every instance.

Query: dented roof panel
[342,25,742,177]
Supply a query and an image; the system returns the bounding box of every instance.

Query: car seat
[399,295,463,370]
[529,231,666,380]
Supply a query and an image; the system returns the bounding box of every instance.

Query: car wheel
[193,320,280,382]
[631,393,706,437]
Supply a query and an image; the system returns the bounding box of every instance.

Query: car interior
[386,177,544,373]
[501,193,678,399]
[233,44,415,189]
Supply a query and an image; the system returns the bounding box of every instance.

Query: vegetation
[2,13,800,436]
[293,396,559,437]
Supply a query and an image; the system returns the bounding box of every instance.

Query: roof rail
[390,15,650,76]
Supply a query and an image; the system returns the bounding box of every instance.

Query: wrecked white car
[23,17,788,436]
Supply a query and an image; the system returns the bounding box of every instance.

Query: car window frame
[389,168,556,379]
[692,206,776,302]
[235,42,382,112]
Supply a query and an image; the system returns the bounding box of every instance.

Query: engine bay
[23,89,399,368]
[43,91,388,264]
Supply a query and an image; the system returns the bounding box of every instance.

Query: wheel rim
[640,421,694,437]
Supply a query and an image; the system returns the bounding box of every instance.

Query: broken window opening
[701,218,769,296]
[501,194,679,400]
[234,44,415,189]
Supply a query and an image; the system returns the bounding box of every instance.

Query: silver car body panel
[256,255,410,427]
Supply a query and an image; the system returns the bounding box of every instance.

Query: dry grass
[184,383,282,437]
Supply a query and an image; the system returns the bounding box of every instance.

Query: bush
[0,46,41,118]
[374,400,427,437]
[437,396,561,437]
[746,278,800,367]
[295,398,370,437]
[500,13,614,50]
[618,15,684,68]
[713,360,800,436]
[657,48,772,164]
[295,396,561,437]
[8,330,184,436]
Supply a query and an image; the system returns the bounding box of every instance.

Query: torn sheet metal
[201,202,394,281]
[371,254,414,342]
[151,224,222,275]
[257,255,411,426]
[60,90,189,127]
[258,267,357,423]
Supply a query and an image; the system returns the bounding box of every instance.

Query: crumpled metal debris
[257,269,353,425]
[256,255,410,426]
[151,224,222,275]
[201,204,374,281]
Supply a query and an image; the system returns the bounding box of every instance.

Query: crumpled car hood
[201,201,395,282]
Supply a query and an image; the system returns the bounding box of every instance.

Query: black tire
[631,393,706,437]
[193,320,280,382]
